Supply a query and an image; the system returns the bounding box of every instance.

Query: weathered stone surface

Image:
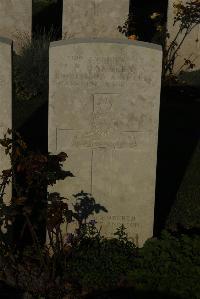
[167,0,200,74]
[0,37,12,204]
[0,0,32,52]
[49,39,162,247]
[62,0,129,39]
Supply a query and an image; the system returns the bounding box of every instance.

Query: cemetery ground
[1,1,200,299]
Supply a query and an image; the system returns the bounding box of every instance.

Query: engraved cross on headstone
[62,0,129,39]
[56,93,145,194]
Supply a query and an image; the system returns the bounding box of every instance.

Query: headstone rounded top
[62,0,130,39]
[50,38,162,51]
[49,33,163,246]
[0,0,32,53]
[0,36,12,45]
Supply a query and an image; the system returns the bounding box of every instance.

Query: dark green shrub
[64,230,200,298]
[127,231,200,299]
[65,227,137,292]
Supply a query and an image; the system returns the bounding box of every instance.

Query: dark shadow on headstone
[179,70,200,88]
[166,141,200,232]
[11,0,62,249]
[12,37,49,245]
[17,101,48,154]
[11,102,48,248]
[154,86,200,235]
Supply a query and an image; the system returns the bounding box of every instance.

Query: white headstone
[62,0,129,39]
[0,37,12,204]
[0,0,32,52]
[48,39,162,247]
[167,0,200,73]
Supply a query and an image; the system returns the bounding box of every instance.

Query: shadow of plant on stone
[71,191,108,236]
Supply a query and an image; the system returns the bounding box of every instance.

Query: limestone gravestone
[0,37,12,204]
[49,39,162,246]
[62,0,129,39]
[167,0,200,73]
[0,0,32,52]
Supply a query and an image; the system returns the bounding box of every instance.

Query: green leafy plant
[65,225,137,294]
[64,230,200,299]
[118,12,137,38]
[0,129,109,298]
[0,130,200,299]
